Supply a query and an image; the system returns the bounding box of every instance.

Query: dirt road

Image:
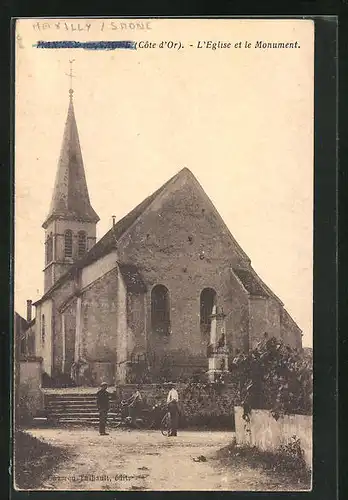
[21,428,304,491]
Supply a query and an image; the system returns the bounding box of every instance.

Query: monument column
[207,306,229,382]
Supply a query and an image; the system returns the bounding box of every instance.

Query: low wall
[117,383,238,428]
[18,358,44,422]
[234,406,312,469]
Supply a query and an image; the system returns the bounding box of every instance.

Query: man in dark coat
[97,382,110,435]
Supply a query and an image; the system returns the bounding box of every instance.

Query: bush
[126,381,237,429]
[180,381,236,428]
[231,337,312,416]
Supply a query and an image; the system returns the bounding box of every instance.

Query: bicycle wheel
[161,412,170,436]
[147,419,156,430]
[134,418,147,430]
[113,419,123,429]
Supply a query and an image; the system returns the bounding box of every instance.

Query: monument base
[207,355,229,382]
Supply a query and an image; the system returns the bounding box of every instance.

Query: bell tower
[42,61,100,292]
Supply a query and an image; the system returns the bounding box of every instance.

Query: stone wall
[35,300,53,375]
[248,296,285,349]
[17,358,44,422]
[117,170,251,364]
[62,301,77,375]
[82,268,119,362]
[51,282,77,377]
[281,308,302,349]
[234,406,312,469]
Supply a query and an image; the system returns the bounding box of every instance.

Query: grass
[216,441,311,490]
[14,430,72,490]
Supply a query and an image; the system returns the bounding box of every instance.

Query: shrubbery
[123,337,312,426]
[132,382,237,429]
[180,382,236,428]
[231,336,312,416]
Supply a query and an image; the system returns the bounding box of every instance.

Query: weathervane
[66,59,75,99]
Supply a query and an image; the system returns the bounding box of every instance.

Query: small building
[15,302,36,360]
[14,303,44,422]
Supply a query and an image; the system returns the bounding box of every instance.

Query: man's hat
[100,381,108,387]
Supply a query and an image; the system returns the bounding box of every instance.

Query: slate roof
[42,97,99,228]
[14,312,28,336]
[118,263,147,292]
[233,268,270,298]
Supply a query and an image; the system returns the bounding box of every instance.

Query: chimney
[26,300,32,323]
[112,215,116,227]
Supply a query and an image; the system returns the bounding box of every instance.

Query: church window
[78,231,87,257]
[41,314,46,346]
[200,288,217,337]
[64,230,73,258]
[151,285,170,335]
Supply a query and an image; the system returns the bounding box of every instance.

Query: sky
[15,18,314,346]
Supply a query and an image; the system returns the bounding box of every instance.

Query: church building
[32,87,302,387]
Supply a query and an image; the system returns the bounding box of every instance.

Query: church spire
[42,62,99,229]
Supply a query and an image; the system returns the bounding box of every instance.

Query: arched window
[78,231,87,257]
[41,314,46,346]
[200,288,217,337]
[64,230,73,258]
[151,285,170,335]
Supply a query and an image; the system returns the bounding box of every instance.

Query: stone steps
[47,402,99,407]
[48,408,101,414]
[44,392,121,426]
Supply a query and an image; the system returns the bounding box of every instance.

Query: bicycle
[160,410,171,436]
[113,401,162,430]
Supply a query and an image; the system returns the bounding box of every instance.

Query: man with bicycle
[166,382,179,436]
[125,385,143,425]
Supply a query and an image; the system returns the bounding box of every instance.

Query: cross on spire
[65,59,75,99]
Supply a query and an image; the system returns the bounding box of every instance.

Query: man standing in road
[167,382,179,437]
[97,382,110,435]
